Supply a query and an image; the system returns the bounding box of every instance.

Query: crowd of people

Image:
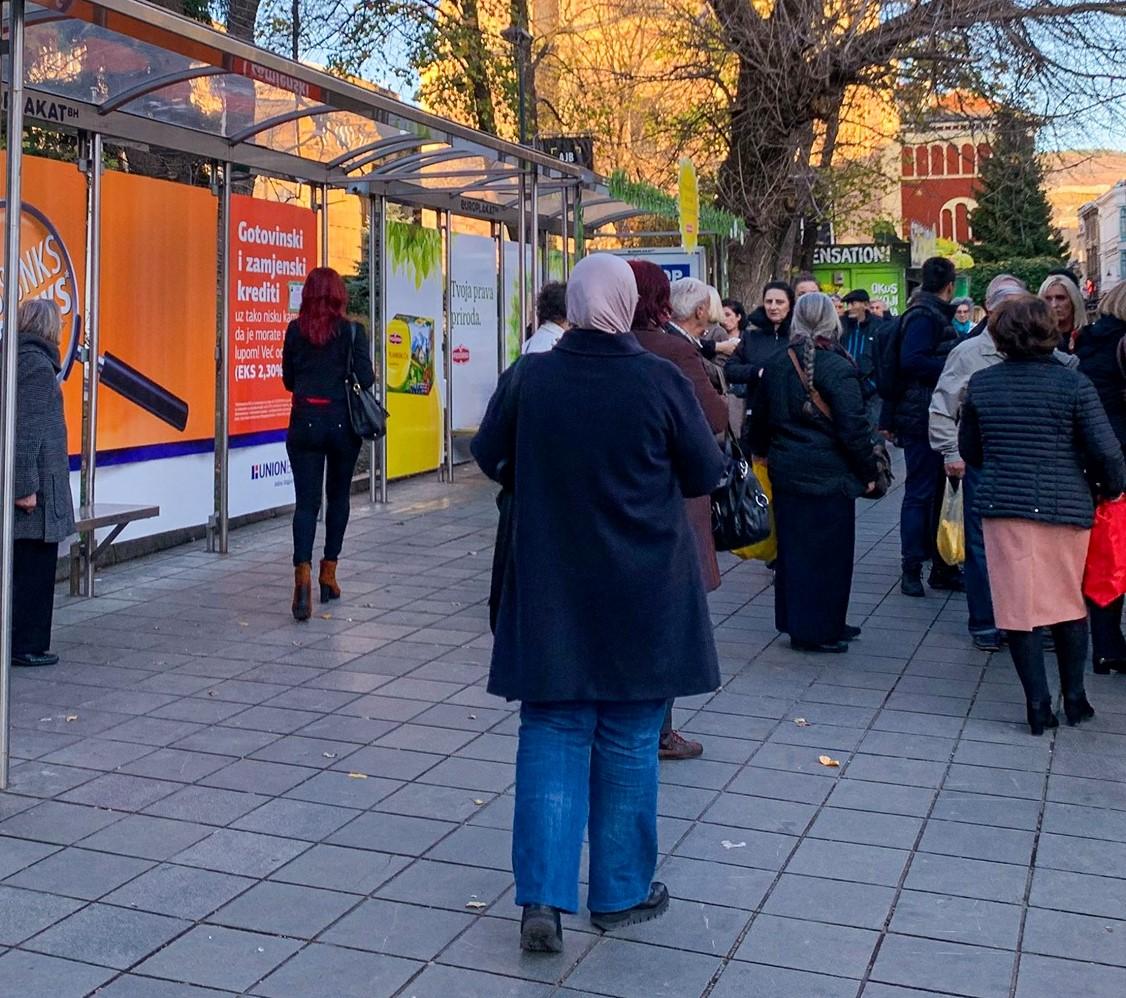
[11,254,1126,959]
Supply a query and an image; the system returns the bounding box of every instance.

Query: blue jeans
[513,699,667,914]
[900,436,943,572]
[962,466,995,634]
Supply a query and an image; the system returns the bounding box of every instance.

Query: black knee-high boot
[1007,630,1058,736]
[1051,618,1094,725]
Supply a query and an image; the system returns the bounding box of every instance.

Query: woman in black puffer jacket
[726,281,794,408]
[1068,283,1126,674]
[960,295,1126,735]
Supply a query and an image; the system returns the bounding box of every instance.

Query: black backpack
[873,306,924,401]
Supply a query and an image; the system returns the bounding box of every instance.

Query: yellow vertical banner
[678,158,699,251]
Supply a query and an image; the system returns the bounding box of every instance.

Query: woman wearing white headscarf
[473,253,725,954]
[748,292,878,652]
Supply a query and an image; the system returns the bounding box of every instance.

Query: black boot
[901,567,924,598]
[1052,619,1094,727]
[1063,695,1095,726]
[590,882,670,931]
[1026,701,1059,736]
[928,563,965,592]
[1093,658,1126,675]
[520,905,563,953]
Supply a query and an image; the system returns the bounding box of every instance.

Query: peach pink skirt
[983,518,1089,632]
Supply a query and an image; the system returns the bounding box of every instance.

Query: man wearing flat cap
[841,288,881,427]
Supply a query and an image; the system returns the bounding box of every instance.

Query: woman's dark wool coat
[472,328,726,704]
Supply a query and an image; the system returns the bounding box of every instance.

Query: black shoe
[901,571,925,598]
[1063,695,1095,726]
[590,883,669,931]
[971,630,1005,652]
[791,639,849,654]
[520,905,563,953]
[12,652,58,668]
[928,566,966,592]
[841,625,862,642]
[1026,701,1059,736]
[1093,658,1126,675]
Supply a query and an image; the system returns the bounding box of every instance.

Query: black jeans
[286,405,361,567]
[13,539,58,655]
[1007,618,1088,706]
[900,435,944,573]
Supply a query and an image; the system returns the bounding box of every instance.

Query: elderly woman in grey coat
[13,299,75,667]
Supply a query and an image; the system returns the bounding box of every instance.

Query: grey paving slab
[735,913,880,979]
[4,846,152,900]
[0,886,84,946]
[564,938,723,998]
[22,902,190,969]
[171,828,309,877]
[888,890,1023,950]
[102,863,256,919]
[269,843,410,894]
[870,933,1017,998]
[0,949,117,997]
[87,975,233,997]
[320,897,473,960]
[1014,953,1126,998]
[0,799,122,845]
[207,880,358,937]
[132,924,302,991]
[711,962,860,998]
[762,874,897,930]
[402,963,550,998]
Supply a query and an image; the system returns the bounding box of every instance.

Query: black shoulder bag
[345,322,389,440]
[711,429,771,551]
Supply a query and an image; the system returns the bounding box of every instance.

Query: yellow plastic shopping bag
[732,462,776,562]
[936,479,965,566]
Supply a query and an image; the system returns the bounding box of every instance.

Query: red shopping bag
[1083,497,1126,607]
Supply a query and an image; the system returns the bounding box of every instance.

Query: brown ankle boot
[319,559,341,603]
[292,563,312,621]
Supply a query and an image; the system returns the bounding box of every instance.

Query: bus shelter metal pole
[517,171,527,343]
[79,133,103,597]
[441,210,454,483]
[215,164,232,554]
[376,195,388,503]
[561,183,570,278]
[495,220,506,373]
[0,0,28,792]
[366,195,379,503]
[530,170,541,314]
[320,184,330,267]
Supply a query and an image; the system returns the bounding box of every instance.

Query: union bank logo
[251,459,291,481]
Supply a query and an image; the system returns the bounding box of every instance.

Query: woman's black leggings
[1007,618,1088,706]
[286,405,361,567]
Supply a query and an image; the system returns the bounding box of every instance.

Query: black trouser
[286,405,361,567]
[13,539,58,656]
[1007,618,1088,706]
[1087,596,1126,665]
[774,489,855,644]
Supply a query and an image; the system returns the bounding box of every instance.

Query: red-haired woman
[282,267,374,620]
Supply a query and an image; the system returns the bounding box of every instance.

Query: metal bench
[69,503,160,596]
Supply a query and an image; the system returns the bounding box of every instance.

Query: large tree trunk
[460,0,499,135]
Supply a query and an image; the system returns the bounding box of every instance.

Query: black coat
[959,358,1126,527]
[282,318,374,405]
[725,307,793,405]
[472,328,726,703]
[1072,315,1126,452]
[841,315,881,398]
[893,292,957,439]
[15,336,75,543]
[747,344,878,498]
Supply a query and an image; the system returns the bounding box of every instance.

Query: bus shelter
[0,0,669,787]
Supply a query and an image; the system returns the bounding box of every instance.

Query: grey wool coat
[15,335,75,543]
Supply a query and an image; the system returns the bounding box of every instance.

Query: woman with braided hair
[747,292,879,652]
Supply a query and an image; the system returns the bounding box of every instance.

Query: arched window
[931,145,945,176]
[946,144,960,175]
[916,146,929,177]
[941,208,954,240]
[902,147,915,177]
[955,202,971,244]
[961,143,976,175]
[977,143,991,164]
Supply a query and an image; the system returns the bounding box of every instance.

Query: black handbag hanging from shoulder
[711,429,771,551]
[345,322,389,440]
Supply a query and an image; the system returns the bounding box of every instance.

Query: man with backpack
[875,257,964,597]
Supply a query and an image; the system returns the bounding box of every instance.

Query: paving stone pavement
[1,468,1125,997]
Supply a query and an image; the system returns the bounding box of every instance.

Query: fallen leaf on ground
[321,613,332,620]
[64,715,78,722]
[473,799,485,806]
[794,718,810,727]
[323,752,337,759]
[721,840,747,849]
[818,755,841,768]
[347,772,368,779]
[468,714,477,720]
[465,900,488,910]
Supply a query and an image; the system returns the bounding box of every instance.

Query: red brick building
[900,101,994,246]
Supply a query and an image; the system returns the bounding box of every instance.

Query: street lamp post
[501,24,533,147]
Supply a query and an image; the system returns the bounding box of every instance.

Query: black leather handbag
[345,322,389,441]
[711,430,771,551]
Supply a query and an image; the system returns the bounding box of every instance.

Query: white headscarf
[566,253,639,334]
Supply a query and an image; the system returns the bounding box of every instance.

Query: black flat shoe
[590,882,669,931]
[1026,701,1059,737]
[901,572,925,598]
[841,625,862,642]
[791,639,849,654]
[12,652,58,668]
[520,904,563,953]
[1063,695,1095,726]
[928,568,965,592]
[1093,658,1126,675]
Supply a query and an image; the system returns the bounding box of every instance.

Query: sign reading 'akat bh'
[813,244,894,266]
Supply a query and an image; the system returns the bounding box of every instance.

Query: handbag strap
[787,348,832,421]
[345,321,357,384]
